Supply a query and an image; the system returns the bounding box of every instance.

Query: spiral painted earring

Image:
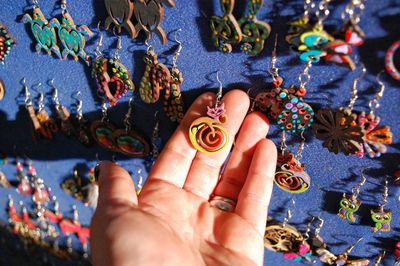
[189,72,229,154]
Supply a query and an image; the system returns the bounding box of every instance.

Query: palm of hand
[91,91,277,266]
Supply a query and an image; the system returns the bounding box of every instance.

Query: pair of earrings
[313,66,393,157]
[92,27,134,106]
[90,98,150,157]
[0,21,16,64]
[15,158,50,205]
[338,170,392,232]
[104,0,175,44]
[21,0,93,64]
[138,30,185,123]
[287,0,365,70]
[210,0,271,55]
[188,72,229,154]
[61,166,98,209]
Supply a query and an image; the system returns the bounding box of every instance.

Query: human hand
[91,90,277,266]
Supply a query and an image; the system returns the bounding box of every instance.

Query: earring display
[0,22,16,64]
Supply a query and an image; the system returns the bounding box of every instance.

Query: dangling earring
[34,87,59,140]
[72,91,93,147]
[15,157,33,196]
[335,238,369,265]
[135,168,144,195]
[82,167,99,209]
[238,0,271,56]
[274,131,310,193]
[264,199,303,253]
[49,0,93,65]
[112,97,150,157]
[164,29,185,123]
[371,179,391,233]
[61,168,84,201]
[146,111,161,169]
[0,169,11,188]
[90,100,118,151]
[372,251,386,266]
[210,0,242,53]
[28,160,50,205]
[385,40,400,81]
[355,72,392,158]
[21,0,61,58]
[139,40,171,104]
[337,169,367,223]
[0,22,16,64]
[336,0,366,47]
[92,26,134,106]
[189,72,229,154]
[51,79,75,137]
[104,0,135,37]
[313,65,366,155]
[283,217,313,263]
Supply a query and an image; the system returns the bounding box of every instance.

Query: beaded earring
[21,0,61,58]
[283,217,313,263]
[189,72,229,154]
[371,179,391,233]
[238,0,271,55]
[210,0,242,53]
[0,22,16,64]
[28,160,50,205]
[337,169,367,223]
[112,97,150,157]
[50,0,93,65]
[15,157,33,196]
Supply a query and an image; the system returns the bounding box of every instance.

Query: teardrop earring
[112,97,150,157]
[51,79,75,137]
[189,72,229,154]
[164,29,185,123]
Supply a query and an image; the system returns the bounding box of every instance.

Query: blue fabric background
[0,0,399,265]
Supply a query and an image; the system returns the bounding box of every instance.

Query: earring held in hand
[189,72,229,154]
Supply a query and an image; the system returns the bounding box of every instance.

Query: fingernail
[94,163,100,181]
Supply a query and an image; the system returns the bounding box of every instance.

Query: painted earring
[238,0,271,55]
[51,79,75,138]
[385,40,400,81]
[335,0,366,47]
[104,0,135,37]
[15,158,33,195]
[0,22,16,64]
[164,29,185,123]
[275,132,310,193]
[210,0,242,53]
[283,217,313,263]
[90,101,119,151]
[313,65,365,155]
[21,0,61,58]
[139,41,171,104]
[35,87,59,140]
[337,169,366,223]
[355,73,392,158]
[50,0,93,65]
[133,0,173,45]
[61,168,85,201]
[371,179,391,233]
[264,200,303,253]
[112,97,150,157]
[72,91,93,146]
[189,72,229,154]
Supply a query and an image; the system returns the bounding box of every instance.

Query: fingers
[213,112,270,200]
[235,139,277,235]
[143,92,216,191]
[96,161,138,208]
[183,90,250,199]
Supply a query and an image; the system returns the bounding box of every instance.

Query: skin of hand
[90,90,277,266]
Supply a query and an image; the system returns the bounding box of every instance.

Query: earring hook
[347,62,366,112]
[172,28,182,68]
[215,71,223,108]
[49,79,60,106]
[95,22,104,56]
[369,70,385,116]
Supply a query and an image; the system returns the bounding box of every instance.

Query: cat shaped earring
[371,179,391,233]
[338,169,366,223]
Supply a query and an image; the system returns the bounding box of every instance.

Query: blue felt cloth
[0,0,399,265]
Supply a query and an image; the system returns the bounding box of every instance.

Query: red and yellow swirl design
[189,117,229,154]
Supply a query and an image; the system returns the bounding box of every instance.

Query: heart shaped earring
[112,97,150,157]
[21,0,62,58]
[50,0,93,65]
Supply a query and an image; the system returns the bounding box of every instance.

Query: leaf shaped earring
[21,0,61,58]
[210,0,242,53]
[50,0,93,65]
[90,101,118,151]
[238,0,271,55]
[0,22,16,64]
[112,97,150,157]
[164,29,185,123]
[104,0,136,38]
[139,41,171,104]
[189,72,229,154]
